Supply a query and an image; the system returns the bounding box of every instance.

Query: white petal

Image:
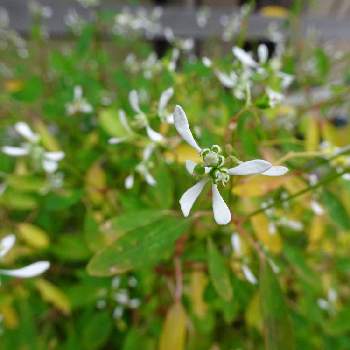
[0,234,15,258]
[2,146,29,156]
[179,179,207,217]
[108,137,126,145]
[80,102,93,113]
[0,261,50,278]
[144,171,156,186]
[258,43,268,64]
[232,47,257,67]
[212,184,231,225]
[146,126,164,143]
[129,90,142,113]
[216,71,236,88]
[44,151,64,162]
[143,144,155,162]
[228,160,272,175]
[125,174,134,189]
[185,160,197,175]
[230,233,241,255]
[119,109,132,133]
[158,87,174,115]
[262,165,288,176]
[14,122,39,143]
[74,86,82,99]
[174,105,201,152]
[242,265,257,285]
[42,159,58,173]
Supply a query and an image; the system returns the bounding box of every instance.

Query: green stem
[244,167,350,220]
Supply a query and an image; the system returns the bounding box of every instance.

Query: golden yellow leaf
[4,79,23,93]
[251,214,282,254]
[164,144,201,164]
[159,302,187,350]
[85,161,107,205]
[260,6,289,18]
[35,279,71,315]
[308,216,324,244]
[232,175,289,197]
[322,121,350,147]
[305,117,319,152]
[17,223,50,249]
[0,303,19,329]
[189,271,208,318]
[34,120,60,151]
[245,292,262,331]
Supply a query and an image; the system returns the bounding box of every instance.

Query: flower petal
[1,146,29,156]
[146,126,164,143]
[174,105,201,152]
[228,160,272,175]
[215,70,236,88]
[144,171,156,186]
[0,234,15,258]
[108,137,126,145]
[14,122,39,143]
[42,159,58,173]
[119,109,132,134]
[179,179,207,217]
[0,261,50,278]
[74,86,83,99]
[44,151,65,162]
[158,87,174,115]
[262,165,288,176]
[129,90,142,113]
[232,47,257,67]
[185,160,197,175]
[242,264,258,285]
[212,184,231,225]
[125,174,134,189]
[143,144,155,162]
[258,43,268,64]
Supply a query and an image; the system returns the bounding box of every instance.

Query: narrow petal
[125,174,134,189]
[119,109,132,133]
[144,171,156,186]
[74,86,83,99]
[1,146,29,156]
[174,105,201,152]
[262,165,288,176]
[143,144,155,162]
[258,43,268,64]
[42,159,58,173]
[80,102,93,113]
[242,264,258,285]
[212,184,231,225]
[232,47,257,67]
[179,179,207,217]
[228,160,272,175]
[108,137,126,145]
[0,261,50,278]
[158,87,174,115]
[215,70,236,88]
[129,90,142,113]
[44,151,65,162]
[14,122,39,143]
[0,234,15,258]
[185,160,197,175]
[146,126,164,143]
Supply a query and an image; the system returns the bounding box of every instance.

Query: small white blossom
[174,105,288,225]
[0,234,49,278]
[65,86,92,115]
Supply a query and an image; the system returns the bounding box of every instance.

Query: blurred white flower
[1,122,64,174]
[174,105,288,225]
[0,234,50,278]
[242,264,257,284]
[65,86,92,115]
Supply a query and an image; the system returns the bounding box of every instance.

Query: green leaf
[322,190,350,230]
[98,108,130,137]
[260,258,295,350]
[0,190,37,210]
[7,175,47,193]
[207,239,232,302]
[87,217,189,276]
[327,305,350,335]
[52,235,91,262]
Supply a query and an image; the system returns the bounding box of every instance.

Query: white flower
[232,47,258,68]
[174,105,288,225]
[1,122,64,174]
[158,87,174,123]
[129,90,164,143]
[242,264,257,284]
[65,86,93,115]
[266,87,284,107]
[0,234,50,278]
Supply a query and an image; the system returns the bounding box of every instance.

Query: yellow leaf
[189,271,208,318]
[0,303,19,329]
[159,302,187,350]
[245,292,262,331]
[305,117,319,152]
[35,279,71,315]
[17,223,50,249]
[85,161,107,205]
[5,79,23,93]
[164,144,201,164]
[232,175,289,197]
[260,6,289,18]
[323,121,350,147]
[308,216,324,245]
[251,214,282,254]
[34,120,60,151]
